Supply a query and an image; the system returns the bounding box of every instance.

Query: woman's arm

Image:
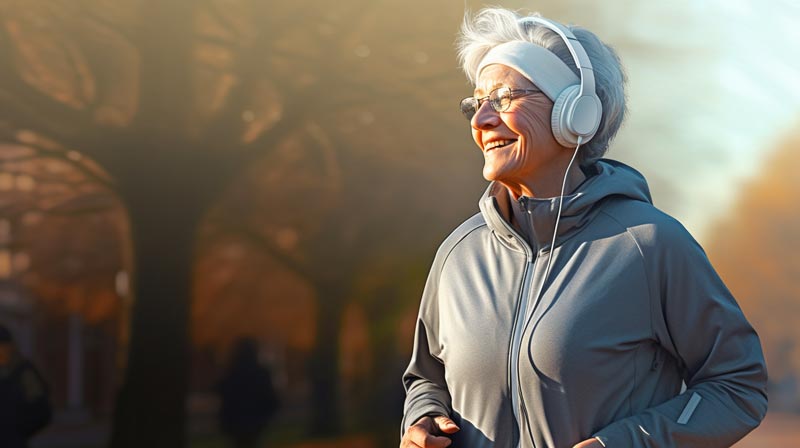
[592,220,768,447]
[402,317,453,434]
[400,234,462,440]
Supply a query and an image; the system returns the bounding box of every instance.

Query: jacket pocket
[650,343,662,371]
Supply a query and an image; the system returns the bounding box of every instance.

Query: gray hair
[456,7,627,165]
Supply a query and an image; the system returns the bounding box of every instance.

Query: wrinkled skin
[471,64,586,199]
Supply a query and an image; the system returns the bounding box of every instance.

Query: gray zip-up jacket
[402,159,767,448]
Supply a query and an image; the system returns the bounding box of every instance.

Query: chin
[482,167,498,182]
[482,164,510,183]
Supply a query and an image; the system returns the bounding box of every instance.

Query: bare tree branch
[204,0,251,45]
[0,87,96,149]
[76,3,139,47]
[0,17,99,147]
[0,133,114,190]
[0,169,98,189]
[207,218,313,283]
[0,198,116,220]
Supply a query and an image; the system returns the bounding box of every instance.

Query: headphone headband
[517,16,603,145]
[473,15,603,145]
[516,17,596,99]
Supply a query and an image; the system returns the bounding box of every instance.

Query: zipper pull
[651,346,661,371]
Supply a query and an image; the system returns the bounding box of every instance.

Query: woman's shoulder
[435,212,488,255]
[597,197,697,250]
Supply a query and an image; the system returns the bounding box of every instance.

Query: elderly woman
[400,7,767,448]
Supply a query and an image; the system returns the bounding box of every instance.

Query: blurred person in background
[216,337,279,448]
[400,7,767,448]
[0,324,52,448]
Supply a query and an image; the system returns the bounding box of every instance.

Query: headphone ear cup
[550,85,580,147]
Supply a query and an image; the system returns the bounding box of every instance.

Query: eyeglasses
[460,86,542,120]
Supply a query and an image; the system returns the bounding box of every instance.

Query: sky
[470,0,800,239]
[586,0,800,240]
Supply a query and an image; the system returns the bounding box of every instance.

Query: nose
[471,100,501,130]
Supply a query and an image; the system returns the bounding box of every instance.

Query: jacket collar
[480,182,576,253]
[478,159,653,253]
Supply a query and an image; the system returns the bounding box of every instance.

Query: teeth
[485,139,515,150]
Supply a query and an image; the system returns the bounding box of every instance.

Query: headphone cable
[542,137,582,283]
[520,137,583,448]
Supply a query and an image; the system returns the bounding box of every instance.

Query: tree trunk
[363,286,408,444]
[110,193,200,448]
[308,281,348,436]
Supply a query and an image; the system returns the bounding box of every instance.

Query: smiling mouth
[484,139,517,151]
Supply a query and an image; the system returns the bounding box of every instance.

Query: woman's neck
[507,163,586,200]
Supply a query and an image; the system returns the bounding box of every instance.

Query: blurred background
[0,0,797,447]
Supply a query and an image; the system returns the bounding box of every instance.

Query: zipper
[492,196,538,448]
[512,196,560,447]
[508,254,534,448]
[515,249,551,448]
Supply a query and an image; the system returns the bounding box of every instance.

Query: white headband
[476,41,580,102]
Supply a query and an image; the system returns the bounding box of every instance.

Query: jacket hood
[478,159,652,252]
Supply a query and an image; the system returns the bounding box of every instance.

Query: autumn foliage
[709,129,800,410]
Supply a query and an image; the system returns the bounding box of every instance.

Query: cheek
[510,104,552,140]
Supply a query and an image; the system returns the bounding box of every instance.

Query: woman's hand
[573,438,604,448]
[400,415,460,447]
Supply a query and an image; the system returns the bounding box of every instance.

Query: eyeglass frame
[460,86,542,120]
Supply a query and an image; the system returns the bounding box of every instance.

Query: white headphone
[518,17,603,147]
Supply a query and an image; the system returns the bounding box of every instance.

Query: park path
[288,435,375,448]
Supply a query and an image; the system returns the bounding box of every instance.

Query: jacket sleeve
[401,250,453,436]
[593,220,768,447]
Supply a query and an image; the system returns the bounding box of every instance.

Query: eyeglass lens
[460,87,514,120]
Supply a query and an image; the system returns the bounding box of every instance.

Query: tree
[1,0,482,445]
[708,129,800,411]
[0,136,123,324]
